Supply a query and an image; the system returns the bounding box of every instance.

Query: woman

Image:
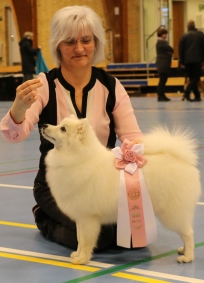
[0,6,143,251]
[19,31,41,81]
[156,27,174,101]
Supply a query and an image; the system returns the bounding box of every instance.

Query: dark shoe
[182,96,194,101]
[192,98,202,101]
[158,96,170,101]
[182,93,193,101]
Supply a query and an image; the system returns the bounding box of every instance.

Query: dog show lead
[0,6,143,252]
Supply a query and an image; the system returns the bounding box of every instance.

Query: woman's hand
[10,79,43,124]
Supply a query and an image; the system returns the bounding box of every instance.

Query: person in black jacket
[155,27,174,101]
[19,31,41,81]
[179,20,204,101]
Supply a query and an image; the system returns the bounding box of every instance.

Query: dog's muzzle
[41,124,56,141]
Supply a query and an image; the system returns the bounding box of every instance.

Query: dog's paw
[71,255,89,265]
[177,254,194,263]
[70,251,79,259]
[177,246,184,255]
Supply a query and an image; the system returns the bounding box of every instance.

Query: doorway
[142,0,170,63]
[5,6,21,66]
[172,1,185,59]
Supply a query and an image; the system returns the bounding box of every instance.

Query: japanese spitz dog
[42,115,201,265]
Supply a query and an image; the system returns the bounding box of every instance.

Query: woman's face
[161,33,167,40]
[58,31,96,69]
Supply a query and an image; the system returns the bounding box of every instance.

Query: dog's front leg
[71,218,101,265]
[177,229,194,263]
[70,222,82,259]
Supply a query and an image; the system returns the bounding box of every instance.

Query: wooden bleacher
[104,60,186,94]
[148,77,185,86]
[0,61,188,95]
[0,65,22,74]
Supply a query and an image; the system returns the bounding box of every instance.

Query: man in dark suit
[179,20,204,101]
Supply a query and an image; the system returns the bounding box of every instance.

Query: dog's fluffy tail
[143,126,198,166]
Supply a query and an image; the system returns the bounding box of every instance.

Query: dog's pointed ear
[77,118,89,134]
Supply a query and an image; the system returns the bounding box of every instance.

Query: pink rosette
[122,150,137,163]
[112,139,147,174]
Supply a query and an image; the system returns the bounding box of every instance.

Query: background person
[19,31,41,81]
[179,20,204,102]
[155,27,174,102]
[1,6,143,252]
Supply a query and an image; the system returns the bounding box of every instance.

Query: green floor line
[64,242,204,283]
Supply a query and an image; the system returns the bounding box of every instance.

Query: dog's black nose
[42,124,48,129]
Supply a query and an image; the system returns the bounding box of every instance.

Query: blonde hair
[50,5,106,67]
[23,31,33,39]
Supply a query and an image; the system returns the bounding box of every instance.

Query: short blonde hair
[50,5,106,67]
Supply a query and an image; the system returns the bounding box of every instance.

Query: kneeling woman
[0,6,143,251]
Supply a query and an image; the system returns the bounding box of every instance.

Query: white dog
[42,115,201,265]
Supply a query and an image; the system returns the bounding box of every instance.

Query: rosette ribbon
[112,139,157,248]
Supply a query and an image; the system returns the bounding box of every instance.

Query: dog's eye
[60,126,66,132]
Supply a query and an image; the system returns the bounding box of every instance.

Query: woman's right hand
[10,79,43,124]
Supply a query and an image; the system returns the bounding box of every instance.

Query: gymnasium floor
[0,94,204,283]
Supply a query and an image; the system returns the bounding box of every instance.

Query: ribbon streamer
[112,139,157,248]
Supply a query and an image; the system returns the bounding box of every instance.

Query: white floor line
[0,247,114,268]
[0,184,32,189]
[127,268,204,283]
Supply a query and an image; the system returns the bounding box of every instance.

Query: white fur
[42,116,201,265]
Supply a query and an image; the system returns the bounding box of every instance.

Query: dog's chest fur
[45,146,120,224]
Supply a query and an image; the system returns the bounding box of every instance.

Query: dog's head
[41,115,92,150]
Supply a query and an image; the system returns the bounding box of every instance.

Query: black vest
[34,67,117,184]
[34,69,58,184]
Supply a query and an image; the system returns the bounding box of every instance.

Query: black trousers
[157,72,168,98]
[184,62,202,99]
[33,182,117,251]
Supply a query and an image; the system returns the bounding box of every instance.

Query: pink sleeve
[113,78,143,142]
[0,72,49,143]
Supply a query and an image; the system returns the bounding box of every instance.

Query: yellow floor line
[0,252,99,272]
[0,247,112,269]
[112,272,171,283]
[0,221,36,229]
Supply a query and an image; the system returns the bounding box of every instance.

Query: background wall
[36,0,141,68]
[186,0,204,32]
[0,0,141,68]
